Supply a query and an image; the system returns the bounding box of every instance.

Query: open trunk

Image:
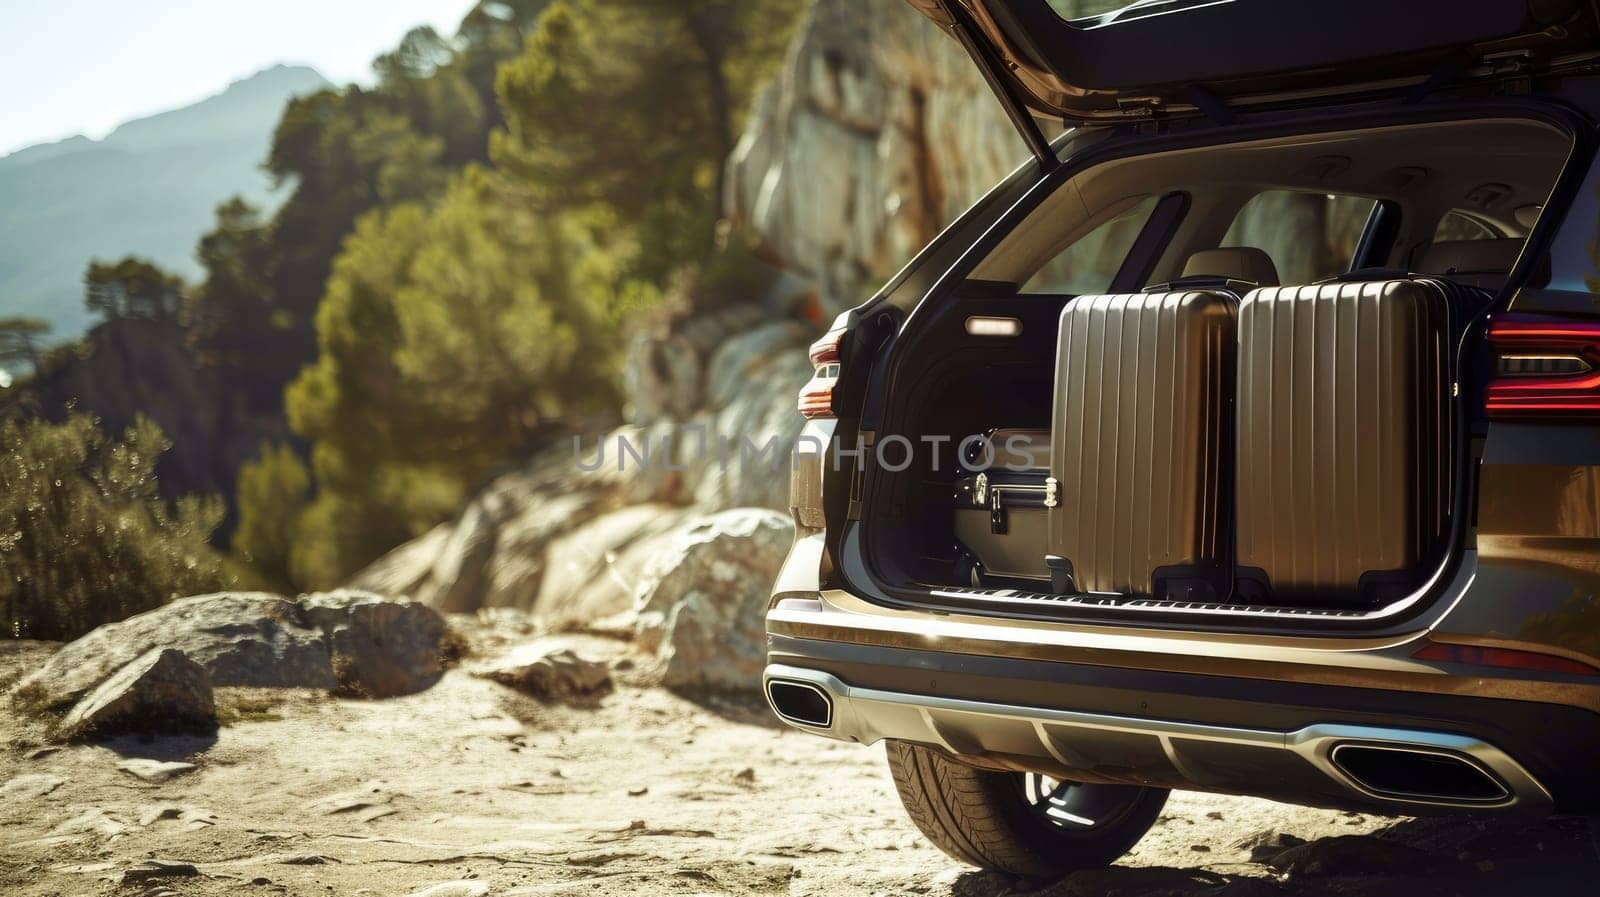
[854,115,1574,624]
[864,276,1479,618]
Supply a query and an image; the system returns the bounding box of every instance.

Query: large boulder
[531,504,693,625]
[469,487,617,613]
[632,509,795,692]
[56,648,214,740]
[15,591,447,711]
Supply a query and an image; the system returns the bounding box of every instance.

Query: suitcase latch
[1044,477,1059,509]
[973,472,989,506]
[989,492,1007,535]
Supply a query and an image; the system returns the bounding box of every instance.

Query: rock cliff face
[725,0,1028,316]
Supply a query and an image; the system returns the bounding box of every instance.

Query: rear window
[1022,195,1158,294]
[1221,190,1375,284]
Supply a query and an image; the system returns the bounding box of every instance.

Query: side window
[1022,196,1158,294]
[1514,152,1599,314]
[1434,210,1501,242]
[1221,190,1376,285]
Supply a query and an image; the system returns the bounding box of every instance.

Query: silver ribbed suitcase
[1046,290,1235,598]
[1234,280,1448,604]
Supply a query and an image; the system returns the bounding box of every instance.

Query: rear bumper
[765,627,1600,817]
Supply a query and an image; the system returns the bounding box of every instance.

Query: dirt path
[2,637,1596,897]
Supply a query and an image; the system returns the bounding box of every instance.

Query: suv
[763,0,1600,878]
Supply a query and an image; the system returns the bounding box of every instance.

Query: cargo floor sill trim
[912,560,1463,623]
[763,664,1551,813]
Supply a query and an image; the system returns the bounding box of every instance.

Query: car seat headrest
[1182,247,1280,287]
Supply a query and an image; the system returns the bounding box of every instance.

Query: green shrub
[0,414,227,640]
[230,441,312,591]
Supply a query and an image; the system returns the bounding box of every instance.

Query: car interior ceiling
[865,116,1573,610]
[971,118,1570,286]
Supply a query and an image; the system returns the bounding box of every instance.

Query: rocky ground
[4,627,1597,897]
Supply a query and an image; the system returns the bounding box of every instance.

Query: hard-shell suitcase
[1234,279,1449,604]
[1046,290,1236,598]
[953,428,1052,583]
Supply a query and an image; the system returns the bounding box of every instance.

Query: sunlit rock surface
[631,508,794,693]
[726,0,1029,317]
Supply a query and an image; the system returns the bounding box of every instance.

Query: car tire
[885,740,1168,878]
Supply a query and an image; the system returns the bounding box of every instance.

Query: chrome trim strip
[763,664,1552,813]
[918,558,1477,623]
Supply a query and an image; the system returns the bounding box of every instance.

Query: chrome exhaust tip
[1328,743,1511,805]
[766,678,833,728]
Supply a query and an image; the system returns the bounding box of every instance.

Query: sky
[0,0,482,156]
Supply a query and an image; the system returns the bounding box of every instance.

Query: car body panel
[764,636,1600,814]
[1444,423,1600,663]
[767,590,1600,716]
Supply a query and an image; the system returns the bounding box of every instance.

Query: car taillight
[1485,315,1600,420]
[798,328,846,419]
[1413,642,1600,677]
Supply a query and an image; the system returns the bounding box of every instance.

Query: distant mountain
[99,64,330,152]
[0,135,98,171]
[0,64,330,346]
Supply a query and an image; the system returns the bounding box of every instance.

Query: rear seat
[1417,238,1522,291]
[1143,246,1280,299]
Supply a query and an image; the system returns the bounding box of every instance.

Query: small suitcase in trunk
[1046,290,1236,599]
[952,428,1052,583]
[1234,279,1449,604]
